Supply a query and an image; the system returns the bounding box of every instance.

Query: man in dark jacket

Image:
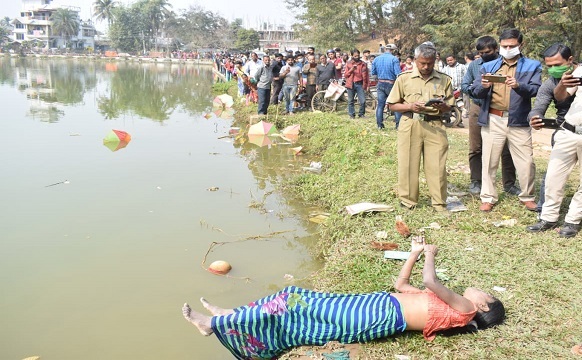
[471,28,541,212]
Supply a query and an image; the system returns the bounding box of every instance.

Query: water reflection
[0,57,215,123]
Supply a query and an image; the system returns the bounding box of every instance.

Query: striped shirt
[442,62,467,90]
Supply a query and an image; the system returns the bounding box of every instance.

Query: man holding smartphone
[388,43,454,212]
[471,28,541,212]
[527,43,581,237]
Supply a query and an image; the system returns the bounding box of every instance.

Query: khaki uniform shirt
[387,68,454,117]
[490,59,518,111]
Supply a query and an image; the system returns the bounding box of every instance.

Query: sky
[1,0,297,31]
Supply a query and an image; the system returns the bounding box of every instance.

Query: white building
[10,0,95,50]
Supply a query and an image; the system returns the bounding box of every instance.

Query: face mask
[499,46,520,59]
[480,53,497,63]
[547,64,572,79]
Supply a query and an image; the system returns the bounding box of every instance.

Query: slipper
[572,344,582,355]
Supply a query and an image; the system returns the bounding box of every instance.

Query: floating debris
[208,260,232,275]
[303,161,322,173]
[45,180,69,187]
[207,187,219,192]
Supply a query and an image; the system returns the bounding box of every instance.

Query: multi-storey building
[10,0,95,50]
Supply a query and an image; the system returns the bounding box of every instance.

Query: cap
[385,44,398,50]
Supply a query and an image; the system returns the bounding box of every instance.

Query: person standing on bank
[471,28,541,212]
[388,43,454,212]
[461,36,519,197]
[344,49,369,119]
[526,44,581,237]
[316,53,336,91]
[372,44,402,129]
[254,55,273,115]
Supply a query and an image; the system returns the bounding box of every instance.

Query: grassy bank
[224,83,582,359]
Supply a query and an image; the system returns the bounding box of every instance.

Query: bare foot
[200,297,235,316]
[182,303,213,336]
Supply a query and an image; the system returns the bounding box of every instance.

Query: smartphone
[482,74,507,83]
[540,118,559,128]
[425,98,444,106]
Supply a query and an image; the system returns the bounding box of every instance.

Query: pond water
[0,57,320,360]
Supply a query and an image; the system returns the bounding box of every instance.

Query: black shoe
[526,220,558,233]
[559,222,580,238]
[468,181,481,195]
[504,184,521,196]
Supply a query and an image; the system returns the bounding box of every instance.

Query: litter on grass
[446,196,468,212]
[303,161,322,173]
[493,286,507,292]
[375,231,388,239]
[345,202,394,216]
[492,219,517,227]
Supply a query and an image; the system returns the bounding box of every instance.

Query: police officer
[387,43,454,212]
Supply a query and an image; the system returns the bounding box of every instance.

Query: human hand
[424,244,438,256]
[432,101,450,113]
[505,75,519,89]
[561,71,581,87]
[530,116,543,130]
[410,101,426,113]
[410,236,425,253]
[481,73,492,89]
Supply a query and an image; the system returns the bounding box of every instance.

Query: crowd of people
[193,28,582,358]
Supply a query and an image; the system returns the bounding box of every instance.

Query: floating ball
[208,260,232,275]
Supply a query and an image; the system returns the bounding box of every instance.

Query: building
[10,0,95,50]
[246,21,307,53]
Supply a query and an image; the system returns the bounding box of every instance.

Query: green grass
[228,91,582,359]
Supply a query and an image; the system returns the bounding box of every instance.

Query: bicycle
[311,80,377,112]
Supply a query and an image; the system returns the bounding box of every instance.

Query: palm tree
[143,0,172,51]
[50,8,80,49]
[93,0,117,26]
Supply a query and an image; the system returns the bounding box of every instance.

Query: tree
[108,5,149,53]
[0,17,10,46]
[93,0,118,26]
[140,0,173,51]
[234,28,259,51]
[50,8,80,48]
[165,5,227,50]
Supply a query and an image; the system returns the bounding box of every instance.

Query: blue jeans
[347,82,366,117]
[282,84,297,113]
[257,87,271,114]
[376,81,402,128]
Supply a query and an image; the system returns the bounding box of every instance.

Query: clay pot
[208,260,232,275]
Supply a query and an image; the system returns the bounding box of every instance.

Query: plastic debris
[284,274,294,281]
[493,286,507,292]
[446,196,468,212]
[375,231,388,239]
[345,202,394,216]
[207,187,219,191]
[492,219,517,227]
[303,161,322,173]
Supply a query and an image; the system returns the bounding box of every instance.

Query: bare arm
[394,238,424,293]
[422,245,476,313]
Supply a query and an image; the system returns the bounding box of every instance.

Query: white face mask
[499,46,520,60]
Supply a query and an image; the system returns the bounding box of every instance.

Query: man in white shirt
[244,52,263,78]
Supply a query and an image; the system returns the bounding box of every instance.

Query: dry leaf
[371,241,399,250]
[395,216,411,238]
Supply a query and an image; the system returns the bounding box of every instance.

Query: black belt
[561,121,582,134]
[354,81,363,84]
[401,112,441,121]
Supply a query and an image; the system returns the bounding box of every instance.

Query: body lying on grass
[182,239,505,359]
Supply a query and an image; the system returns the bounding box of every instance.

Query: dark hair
[351,49,360,56]
[474,297,505,329]
[275,53,283,58]
[446,55,455,60]
[499,28,523,44]
[476,36,497,51]
[363,49,370,54]
[334,47,341,52]
[543,43,572,59]
[308,47,315,51]
[465,52,475,61]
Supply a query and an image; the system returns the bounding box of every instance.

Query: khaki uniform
[387,68,454,210]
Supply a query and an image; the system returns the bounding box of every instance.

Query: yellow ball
[209,260,232,275]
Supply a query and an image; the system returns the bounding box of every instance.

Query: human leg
[398,118,423,208]
[480,115,507,205]
[200,297,235,316]
[288,85,297,113]
[394,111,402,129]
[468,102,482,189]
[282,85,292,113]
[257,87,269,114]
[501,143,517,190]
[306,84,316,109]
[375,82,390,128]
[540,131,582,224]
[347,87,356,118]
[182,303,213,336]
[506,126,535,203]
[270,81,282,105]
[422,121,449,210]
[355,82,366,117]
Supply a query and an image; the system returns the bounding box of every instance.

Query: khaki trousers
[398,116,448,210]
[480,114,535,203]
[541,130,582,224]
